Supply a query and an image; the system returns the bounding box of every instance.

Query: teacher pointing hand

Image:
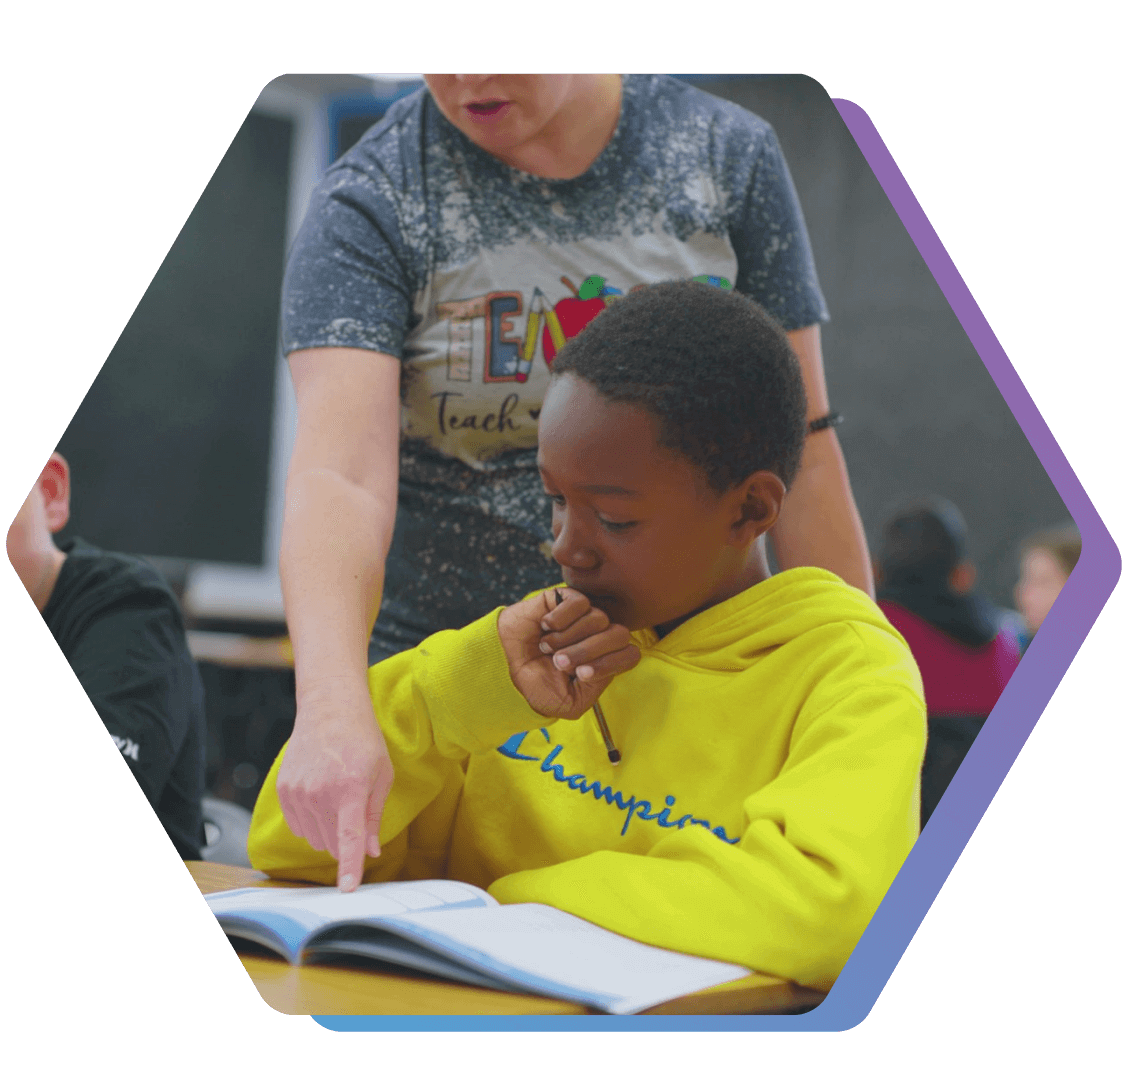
[271,74,871,890]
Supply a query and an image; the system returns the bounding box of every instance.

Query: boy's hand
[497,588,641,718]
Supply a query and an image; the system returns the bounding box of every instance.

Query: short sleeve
[729,126,830,330]
[280,162,418,359]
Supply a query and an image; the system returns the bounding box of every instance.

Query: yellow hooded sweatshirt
[248,568,926,991]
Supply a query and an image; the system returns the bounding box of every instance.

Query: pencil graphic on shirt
[518,289,545,378]
[543,298,567,354]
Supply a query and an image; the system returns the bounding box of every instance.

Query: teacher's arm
[771,325,874,597]
[276,345,402,891]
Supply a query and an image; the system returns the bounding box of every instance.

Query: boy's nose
[551,515,599,572]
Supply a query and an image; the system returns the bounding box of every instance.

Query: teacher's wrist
[292,670,377,726]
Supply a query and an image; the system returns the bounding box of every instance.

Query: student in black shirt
[6,452,206,859]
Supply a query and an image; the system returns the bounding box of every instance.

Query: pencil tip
[608,750,621,764]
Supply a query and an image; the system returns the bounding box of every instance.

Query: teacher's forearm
[770,431,874,596]
[280,467,397,700]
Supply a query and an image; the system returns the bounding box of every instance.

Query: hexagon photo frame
[316,95,1121,1032]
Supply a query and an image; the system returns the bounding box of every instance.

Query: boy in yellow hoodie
[248,281,926,992]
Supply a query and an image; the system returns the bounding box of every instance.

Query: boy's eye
[597,515,638,533]
[545,491,636,533]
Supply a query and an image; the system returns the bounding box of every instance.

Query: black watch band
[807,410,844,435]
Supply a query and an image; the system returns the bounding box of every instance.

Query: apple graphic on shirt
[691,273,732,289]
[542,275,622,366]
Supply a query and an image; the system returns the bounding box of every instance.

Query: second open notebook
[206,878,749,1015]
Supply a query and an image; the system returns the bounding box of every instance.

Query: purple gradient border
[315,99,1121,1034]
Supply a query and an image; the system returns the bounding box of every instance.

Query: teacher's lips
[465,99,510,121]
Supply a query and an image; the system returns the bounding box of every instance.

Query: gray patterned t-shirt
[282,75,829,660]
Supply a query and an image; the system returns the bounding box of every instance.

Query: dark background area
[56,110,293,566]
[8,70,1100,1037]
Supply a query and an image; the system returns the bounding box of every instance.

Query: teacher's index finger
[335,793,370,892]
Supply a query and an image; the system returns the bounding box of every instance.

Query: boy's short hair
[550,280,808,490]
[877,497,968,587]
[1020,523,1082,575]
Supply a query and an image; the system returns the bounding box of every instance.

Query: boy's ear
[730,471,785,543]
[38,453,71,535]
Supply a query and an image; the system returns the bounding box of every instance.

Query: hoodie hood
[633,567,903,668]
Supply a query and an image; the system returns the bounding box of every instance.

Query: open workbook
[206,878,750,1015]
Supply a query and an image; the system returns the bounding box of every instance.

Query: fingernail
[576,665,594,681]
[367,834,381,856]
[541,620,552,632]
[553,653,570,669]
[339,874,358,893]
[539,641,552,654]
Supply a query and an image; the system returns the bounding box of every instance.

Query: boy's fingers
[548,625,635,671]
[574,644,642,684]
[537,609,609,652]
[541,589,594,631]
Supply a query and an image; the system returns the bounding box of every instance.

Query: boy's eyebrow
[576,483,641,497]
[538,463,641,498]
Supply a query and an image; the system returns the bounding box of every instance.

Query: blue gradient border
[313,98,1121,1034]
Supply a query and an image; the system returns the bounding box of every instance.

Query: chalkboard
[56,108,293,566]
[336,112,384,159]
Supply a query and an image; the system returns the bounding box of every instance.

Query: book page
[206,879,497,925]
[308,933,524,992]
[377,902,750,1014]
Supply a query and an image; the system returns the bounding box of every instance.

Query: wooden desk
[190,861,826,1016]
[187,631,293,670]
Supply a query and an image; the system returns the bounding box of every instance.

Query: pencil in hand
[553,587,621,764]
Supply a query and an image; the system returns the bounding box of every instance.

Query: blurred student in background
[874,498,1021,827]
[1015,523,1081,644]
[6,452,206,859]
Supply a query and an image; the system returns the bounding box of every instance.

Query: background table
[191,861,827,1016]
[187,631,292,669]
